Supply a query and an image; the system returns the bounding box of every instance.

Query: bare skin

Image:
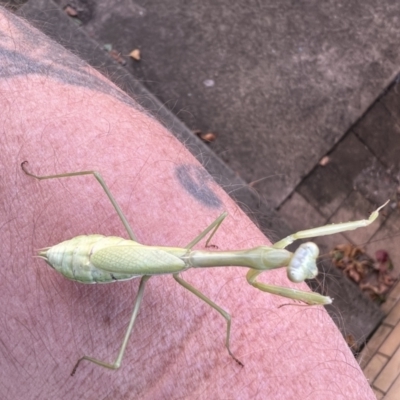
[0,8,375,399]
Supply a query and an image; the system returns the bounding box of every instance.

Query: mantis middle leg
[174,212,243,365]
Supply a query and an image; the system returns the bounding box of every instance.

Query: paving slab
[354,101,400,173]
[374,345,400,392]
[296,132,376,217]
[292,80,400,285]
[384,377,400,400]
[358,323,392,369]
[51,0,400,209]
[363,353,389,384]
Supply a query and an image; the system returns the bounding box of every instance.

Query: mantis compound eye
[287,242,319,283]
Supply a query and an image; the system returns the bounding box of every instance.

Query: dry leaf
[319,156,330,166]
[331,243,396,302]
[64,6,78,17]
[194,130,216,143]
[200,132,216,143]
[129,49,141,61]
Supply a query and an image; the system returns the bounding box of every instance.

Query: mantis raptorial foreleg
[246,268,329,305]
[272,202,387,249]
[246,201,389,304]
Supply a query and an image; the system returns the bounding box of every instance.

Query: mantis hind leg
[21,161,137,241]
[173,273,243,366]
[71,275,151,375]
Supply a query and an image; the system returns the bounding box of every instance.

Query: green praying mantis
[21,161,388,375]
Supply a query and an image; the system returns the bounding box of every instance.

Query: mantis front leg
[246,268,332,305]
[247,202,388,305]
[273,201,388,249]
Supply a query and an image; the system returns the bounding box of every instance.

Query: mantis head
[287,242,319,283]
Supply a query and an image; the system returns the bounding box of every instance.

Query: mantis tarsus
[21,161,388,375]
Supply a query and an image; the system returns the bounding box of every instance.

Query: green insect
[21,161,387,375]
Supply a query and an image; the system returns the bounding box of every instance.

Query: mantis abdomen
[39,235,140,283]
[39,234,190,283]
